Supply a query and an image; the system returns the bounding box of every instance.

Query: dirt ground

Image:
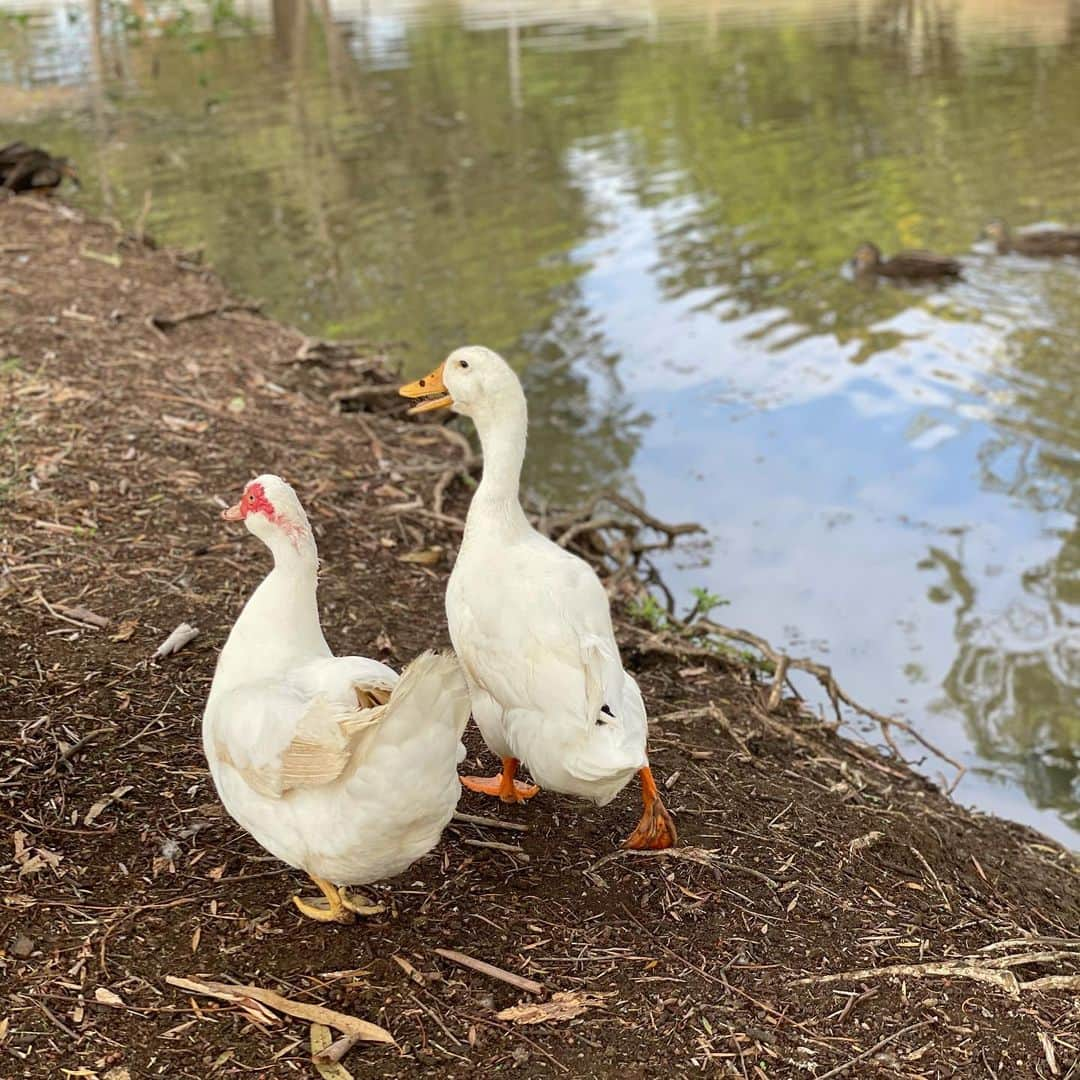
[1,196,1078,1079]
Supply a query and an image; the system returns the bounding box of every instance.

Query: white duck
[400,348,676,849]
[203,474,470,922]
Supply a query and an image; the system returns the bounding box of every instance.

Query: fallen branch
[639,615,966,792]
[433,948,544,996]
[147,301,262,336]
[47,726,112,775]
[794,961,1022,997]
[33,591,108,630]
[451,811,529,833]
[165,976,394,1044]
[588,846,781,889]
[793,946,1080,999]
[52,601,109,628]
[461,838,529,860]
[815,1020,934,1080]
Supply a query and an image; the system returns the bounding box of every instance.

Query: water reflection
[1,0,1077,844]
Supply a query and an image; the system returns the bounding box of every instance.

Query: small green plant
[685,585,729,623]
[628,592,669,631]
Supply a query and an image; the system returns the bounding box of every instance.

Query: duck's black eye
[460,360,469,369]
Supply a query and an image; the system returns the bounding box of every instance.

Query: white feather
[440,348,648,806]
[203,475,469,885]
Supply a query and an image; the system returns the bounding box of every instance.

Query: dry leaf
[94,987,124,1007]
[397,547,443,566]
[85,785,133,825]
[103,1069,132,1080]
[80,247,122,268]
[13,829,63,877]
[0,1017,9,1042]
[110,618,139,643]
[495,990,611,1025]
[165,976,394,1045]
[311,1024,355,1080]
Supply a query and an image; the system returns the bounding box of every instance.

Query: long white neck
[219,531,329,677]
[465,392,530,539]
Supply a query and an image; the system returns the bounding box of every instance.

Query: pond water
[2,0,1078,846]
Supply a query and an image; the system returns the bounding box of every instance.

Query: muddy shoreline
[1,197,1078,1078]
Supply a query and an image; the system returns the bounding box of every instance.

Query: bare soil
[1,196,1078,1079]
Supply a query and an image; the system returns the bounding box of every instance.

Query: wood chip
[165,976,394,1044]
[392,955,427,986]
[434,948,544,996]
[94,987,125,1007]
[496,990,611,1025]
[154,622,199,658]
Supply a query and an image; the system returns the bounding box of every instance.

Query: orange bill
[399,362,453,414]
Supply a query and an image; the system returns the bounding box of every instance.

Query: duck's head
[399,345,523,421]
[982,219,1009,248]
[851,242,882,274]
[221,474,311,549]
[56,157,80,189]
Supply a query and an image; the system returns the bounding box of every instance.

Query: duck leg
[461,757,540,803]
[293,876,361,924]
[623,766,677,850]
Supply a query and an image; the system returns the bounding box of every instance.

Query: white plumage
[400,348,676,848]
[202,474,470,920]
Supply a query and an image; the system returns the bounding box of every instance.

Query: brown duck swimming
[983,220,1080,257]
[0,142,79,194]
[851,242,962,281]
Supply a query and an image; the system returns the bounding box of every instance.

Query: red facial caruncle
[221,481,276,523]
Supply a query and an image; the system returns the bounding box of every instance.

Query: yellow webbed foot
[292,876,355,924]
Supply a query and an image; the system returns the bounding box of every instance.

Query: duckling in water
[851,242,962,281]
[983,220,1080,257]
[0,142,79,194]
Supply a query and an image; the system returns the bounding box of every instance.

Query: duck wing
[452,544,622,731]
[210,653,466,800]
[209,678,386,800]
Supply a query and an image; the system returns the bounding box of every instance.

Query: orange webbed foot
[461,757,540,803]
[623,766,678,850]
